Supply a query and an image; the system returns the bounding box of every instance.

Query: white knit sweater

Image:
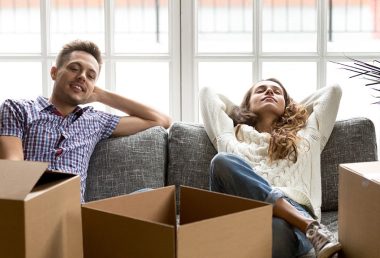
[199,85,342,219]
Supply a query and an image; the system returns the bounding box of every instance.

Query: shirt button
[55,148,63,158]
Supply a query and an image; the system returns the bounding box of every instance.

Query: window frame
[0,0,181,120]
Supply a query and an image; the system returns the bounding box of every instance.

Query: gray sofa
[85,117,378,235]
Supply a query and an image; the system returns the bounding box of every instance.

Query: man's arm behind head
[0,136,24,160]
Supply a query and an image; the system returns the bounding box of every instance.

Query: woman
[199,78,342,258]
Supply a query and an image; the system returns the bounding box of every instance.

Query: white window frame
[1,0,380,125]
[180,0,380,123]
[1,0,181,120]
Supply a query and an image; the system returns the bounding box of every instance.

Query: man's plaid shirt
[0,96,120,202]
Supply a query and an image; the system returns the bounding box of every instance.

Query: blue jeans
[210,152,313,258]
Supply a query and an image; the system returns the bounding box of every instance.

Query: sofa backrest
[167,118,378,212]
[85,126,168,202]
[167,123,217,191]
[320,117,378,211]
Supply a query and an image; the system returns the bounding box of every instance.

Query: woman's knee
[210,153,234,176]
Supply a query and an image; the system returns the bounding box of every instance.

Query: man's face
[51,51,100,106]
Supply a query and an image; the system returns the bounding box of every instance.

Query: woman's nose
[265,88,274,95]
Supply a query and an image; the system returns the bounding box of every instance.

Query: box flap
[177,207,272,258]
[179,186,270,224]
[82,186,176,226]
[0,160,48,200]
[340,161,380,185]
[177,186,272,258]
[82,207,175,258]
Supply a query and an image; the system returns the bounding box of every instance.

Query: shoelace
[306,225,332,254]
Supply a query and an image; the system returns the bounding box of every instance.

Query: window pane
[327,61,378,120]
[262,62,316,101]
[262,0,317,52]
[115,62,169,115]
[114,0,169,53]
[0,62,42,103]
[327,61,380,155]
[50,0,105,53]
[198,62,252,105]
[0,0,41,53]
[328,0,380,52]
[197,0,253,53]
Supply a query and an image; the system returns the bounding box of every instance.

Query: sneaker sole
[317,242,342,258]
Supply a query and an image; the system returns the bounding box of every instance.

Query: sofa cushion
[321,117,378,211]
[167,122,217,191]
[321,211,338,239]
[85,126,168,202]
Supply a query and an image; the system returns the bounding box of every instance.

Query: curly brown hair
[230,78,308,163]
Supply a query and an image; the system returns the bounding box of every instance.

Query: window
[0,0,179,119]
[0,0,379,152]
[182,0,380,151]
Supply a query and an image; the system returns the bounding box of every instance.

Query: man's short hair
[56,40,102,71]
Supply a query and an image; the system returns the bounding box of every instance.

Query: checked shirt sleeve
[96,111,120,140]
[0,99,25,139]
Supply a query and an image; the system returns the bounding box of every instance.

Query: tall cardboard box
[0,160,83,258]
[339,161,380,258]
[82,185,272,258]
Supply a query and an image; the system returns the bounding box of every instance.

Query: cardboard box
[339,161,380,258]
[0,160,83,258]
[82,185,272,258]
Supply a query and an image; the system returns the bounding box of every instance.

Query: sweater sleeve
[199,87,236,151]
[300,84,342,151]
[299,84,342,220]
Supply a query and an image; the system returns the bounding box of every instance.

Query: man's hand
[83,86,103,104]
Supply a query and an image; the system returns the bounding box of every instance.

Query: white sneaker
[306,223,341,258]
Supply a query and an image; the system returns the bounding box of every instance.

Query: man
[0,40,172,202]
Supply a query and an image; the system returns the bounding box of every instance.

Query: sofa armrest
[321,117,378,211]
[85,126,168,202]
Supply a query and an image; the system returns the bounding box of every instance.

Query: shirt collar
[36,96,53,112]
[36,96,84,117]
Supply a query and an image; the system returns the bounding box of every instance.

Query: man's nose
[77,71,86,82]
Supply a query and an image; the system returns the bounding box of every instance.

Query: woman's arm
[300,84,342,151]
[199,87,236,150]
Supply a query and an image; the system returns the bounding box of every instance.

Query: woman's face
[248,80,286,118]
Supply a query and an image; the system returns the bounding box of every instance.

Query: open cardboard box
[0,160,83,258]
[339,161,380,258]
[82,185,272,258]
